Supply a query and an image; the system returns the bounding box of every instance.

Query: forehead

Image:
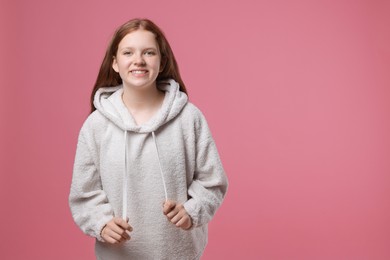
[118,29,158,49]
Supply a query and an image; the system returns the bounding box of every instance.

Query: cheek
[118,60,131,70]
[153,58,162,70]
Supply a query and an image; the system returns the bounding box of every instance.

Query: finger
[170,210,184,224]
[178,215,192,230]
[108,222,126,235]
[113,217,127,226]
[102,219,128,243]
[163,200,171,211]
[125,217,133,231]
[105,228,123,242]
[118,229,130,240]
[121,222,133,232]
[163,200,176,215]
[124,230,132,240]
[114,217,133,232]
[103,235,120,244]
[166,205,181,219]
[106,225,129,242]
[175,215,188,228]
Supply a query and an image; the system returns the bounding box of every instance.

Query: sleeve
[183,112,228,227]
[69,126,114,241]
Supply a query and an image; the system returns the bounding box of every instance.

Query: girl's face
[112,30,162,90]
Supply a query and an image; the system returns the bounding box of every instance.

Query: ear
[112,56,119,73]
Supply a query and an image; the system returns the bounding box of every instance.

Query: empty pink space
[1,0,389,259]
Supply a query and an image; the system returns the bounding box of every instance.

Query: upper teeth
[132,70,145,74]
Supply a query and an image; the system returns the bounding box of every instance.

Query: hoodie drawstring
[152,131,168,202]
[122,130,128,220]
[122,131,169,221]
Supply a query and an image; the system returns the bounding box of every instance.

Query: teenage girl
[69,18,228,260]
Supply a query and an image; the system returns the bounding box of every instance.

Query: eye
[144,50,156,56]
[123,51,133,56]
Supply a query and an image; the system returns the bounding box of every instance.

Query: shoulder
[82,110,108,128]
[78,110,109,140]
[179,102,213,140]
[180,102,207,124]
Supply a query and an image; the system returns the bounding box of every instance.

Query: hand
[101,217,132,244]
[163,200,193,230]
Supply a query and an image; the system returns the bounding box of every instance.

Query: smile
[131,70,148,74]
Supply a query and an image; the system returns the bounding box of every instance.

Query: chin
[125,80,157,90]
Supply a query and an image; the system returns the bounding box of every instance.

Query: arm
[69,128,115,241]
[183,112,228,227]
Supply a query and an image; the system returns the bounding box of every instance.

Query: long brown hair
[90,18,187,113]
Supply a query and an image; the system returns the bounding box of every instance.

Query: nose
[133,53,145,66]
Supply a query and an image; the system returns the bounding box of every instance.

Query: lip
[130,69,149,76]
[130,69,148,72]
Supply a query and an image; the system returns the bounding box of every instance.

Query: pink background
[1,0,390,259]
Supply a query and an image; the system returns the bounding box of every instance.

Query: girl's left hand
[163,200,193,230]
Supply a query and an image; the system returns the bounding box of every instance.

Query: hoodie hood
[93,79,188,133]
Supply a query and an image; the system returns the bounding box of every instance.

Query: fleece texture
[69,79,228,260]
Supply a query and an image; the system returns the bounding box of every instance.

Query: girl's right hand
[101,217,132,244]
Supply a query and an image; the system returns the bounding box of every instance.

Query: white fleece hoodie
[69,79,228,260]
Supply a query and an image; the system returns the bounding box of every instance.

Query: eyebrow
[119,47,158,51]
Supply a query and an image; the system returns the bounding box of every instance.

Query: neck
[122,83,164,111]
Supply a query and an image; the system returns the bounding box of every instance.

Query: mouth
[130,69,148,75]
